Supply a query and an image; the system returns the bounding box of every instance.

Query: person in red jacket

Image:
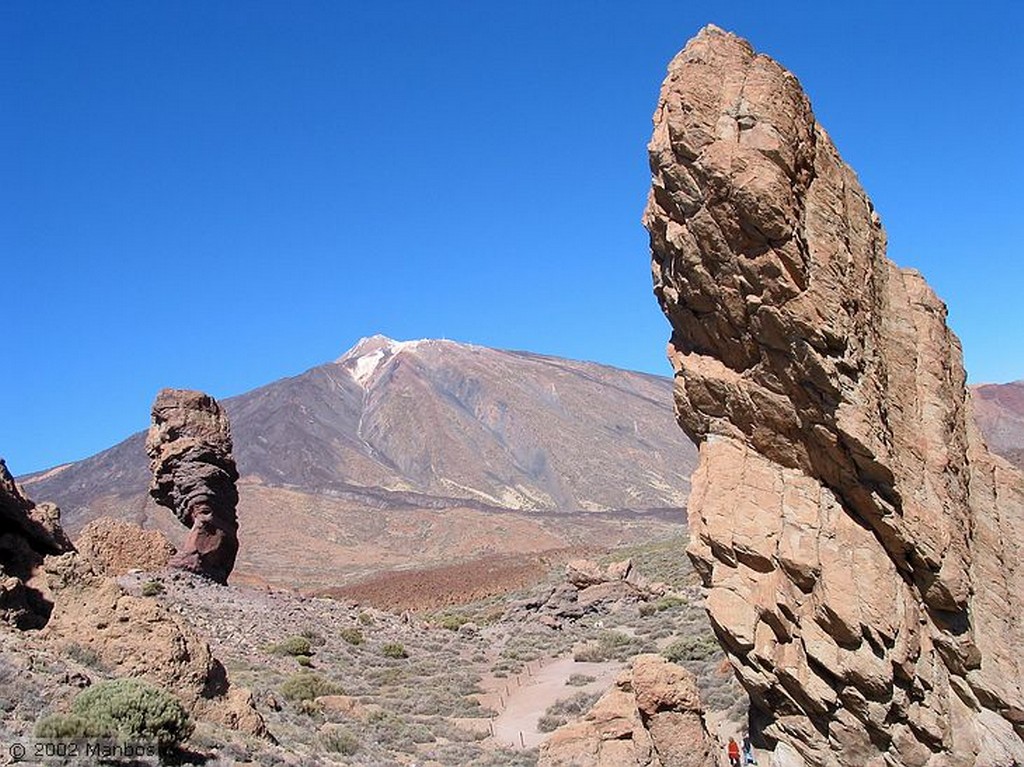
[727,737,741,767]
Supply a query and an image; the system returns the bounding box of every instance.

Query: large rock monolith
[145,389,239,584]
[644,25,1024,767]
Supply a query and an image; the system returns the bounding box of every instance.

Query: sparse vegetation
[140,580,164,597]
[573,630,649,662]
[436,613,471,631]
[381,642,408,659]
[320,724,360,755]
[271,636,314,657]
[565,673,596,687]
[280,671,343,702]
[64,642,104,670]
[537,691,600,732]
[663,635,719,663]
[339,627,364,646]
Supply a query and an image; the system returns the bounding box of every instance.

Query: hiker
[727,737,741,767]
[743,735,757,765]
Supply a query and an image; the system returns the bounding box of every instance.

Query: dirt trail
[478,656,623,749]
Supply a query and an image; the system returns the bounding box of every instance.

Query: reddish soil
[318,548,593,611]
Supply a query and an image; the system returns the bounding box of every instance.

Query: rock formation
[145,389,240,583]
[75,517,175,576]
[538,654,714,767]
[644,25,1024,767]
[0,459,73,628]
[41,554,266,737]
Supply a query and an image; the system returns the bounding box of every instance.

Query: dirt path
[478,657,623,749]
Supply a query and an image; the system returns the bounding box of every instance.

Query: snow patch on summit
[352,349,386,385]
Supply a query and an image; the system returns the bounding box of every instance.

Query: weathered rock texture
[644,25,1024,767]
[0,459,73,628]
[75,517,175,576]
[538,654,714,767]
[145,389,240,583]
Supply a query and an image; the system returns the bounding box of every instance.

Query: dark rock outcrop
[145,389,240,584]
[0,458,73,628]
[645,25,1024,767]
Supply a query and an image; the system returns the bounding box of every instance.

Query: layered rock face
[0,459,73,628]
[145,389,240,583]
[644,26,1024,767]
[538,654,714,767]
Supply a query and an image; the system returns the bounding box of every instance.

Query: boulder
[538,654,714,767]
[75,517,175,576]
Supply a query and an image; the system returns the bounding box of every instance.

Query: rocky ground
[0,535,745,766]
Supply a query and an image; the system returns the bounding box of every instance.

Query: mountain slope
[19,338,698,588]
[971,380,1024,470]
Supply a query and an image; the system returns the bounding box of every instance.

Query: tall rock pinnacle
[145,389,240,584]
[644,25,1024,766]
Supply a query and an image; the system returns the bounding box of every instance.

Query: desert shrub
[319,724,360,755]
[67,678,192,747]
[437,614,470,631]
[140,580,164,597]
[381,642,408,659]
[537,691,599,732]
[357,611,374,626]
[339,627,363,646]
[565,673,596,687]
[654,595,685,611]
[638,603,658,617]
[296,655,313,667]
[271,636,313,657]
[280,671,343,702]
[663,635,719,663]
[35,713,104,740]
[573,630,644,662]
[65,643,104,670]
[300,628,326,647]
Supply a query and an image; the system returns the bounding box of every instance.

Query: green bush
[437,614,470,631]
[35,714,104,740]
[271,636,313,657]
[320,724,360,755]
[280,672,343,702]
[140,580,164,597]
[357,611,374,626]
[296,655,313,667]
[662,635,719,663]
[339,627,364,646]
[63,678,192,747]
[381,642,408,659]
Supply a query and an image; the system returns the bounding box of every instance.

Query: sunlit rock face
[644,24,1024,767]
[145,389,240,584]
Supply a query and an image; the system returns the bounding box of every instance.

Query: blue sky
[3,2,1022,474]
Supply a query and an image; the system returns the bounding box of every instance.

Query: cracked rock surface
[644,25,1024,767]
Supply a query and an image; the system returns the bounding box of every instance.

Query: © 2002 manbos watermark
[7,739,160,763]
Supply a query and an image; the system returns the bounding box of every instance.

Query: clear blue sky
[3,2,1022,474]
